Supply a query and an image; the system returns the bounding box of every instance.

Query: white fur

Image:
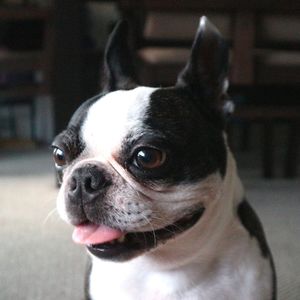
[82,87,157,160]
[88,149,272,300]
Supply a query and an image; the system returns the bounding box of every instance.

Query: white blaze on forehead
[82,87,157,158]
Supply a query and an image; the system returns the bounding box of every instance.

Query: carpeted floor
[0,148,299,300]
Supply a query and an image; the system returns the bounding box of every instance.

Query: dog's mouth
[74,207,205,261]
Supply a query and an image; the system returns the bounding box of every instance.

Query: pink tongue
[72,223,124,245]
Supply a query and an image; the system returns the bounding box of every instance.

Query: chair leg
[262,122,274,178]
[8,105,17,138]
[226,122,235,151]
[284,121,299,178]
[29,99,37,141]
[240,122,251,151]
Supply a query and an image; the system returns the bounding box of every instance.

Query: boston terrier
[52,17,276,300]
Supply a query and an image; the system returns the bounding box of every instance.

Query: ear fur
[176,16,229,105]
[102,20,138,92]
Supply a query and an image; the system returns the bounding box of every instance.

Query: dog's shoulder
[237,199,277,299]
[237,199,269,257]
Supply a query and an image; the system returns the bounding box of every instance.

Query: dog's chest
[88,240,272,300]
[88,258,198,300]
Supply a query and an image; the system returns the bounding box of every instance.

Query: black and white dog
[52,17,276,300]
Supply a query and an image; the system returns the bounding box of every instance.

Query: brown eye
[134,148,166,169]
[53,147,66,167]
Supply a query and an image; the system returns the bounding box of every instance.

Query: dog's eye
[134,148,166,170]
[53,147,67,167]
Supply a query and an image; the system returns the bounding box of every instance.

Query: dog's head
[52,17,231,261]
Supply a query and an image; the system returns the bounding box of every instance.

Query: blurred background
[0,0,299,299]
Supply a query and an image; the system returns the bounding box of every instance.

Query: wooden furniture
[0,5,53,141]
[118,1,233,86]
[118,0,300,178]
[233,12,300,178]
[50,0,105,134]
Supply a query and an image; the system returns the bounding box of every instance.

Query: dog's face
[52,17,230,261]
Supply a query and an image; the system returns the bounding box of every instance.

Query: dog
[52,17,276,300]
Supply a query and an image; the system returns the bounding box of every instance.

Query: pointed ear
[176,16,229,105]
[102,20,138,92]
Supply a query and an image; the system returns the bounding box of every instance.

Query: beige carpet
[0,149,299,300]
[0,150,86,300]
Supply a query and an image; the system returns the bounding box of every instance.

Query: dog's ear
[102,20,138,92]
[176,17,229,107]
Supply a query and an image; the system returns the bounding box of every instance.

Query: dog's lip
[86,207,205,260]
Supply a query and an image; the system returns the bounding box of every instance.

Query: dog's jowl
[52,17,276,300]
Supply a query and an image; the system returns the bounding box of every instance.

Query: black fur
[115,86,227,184]
[237,200,277,299]
[147,87,227,179]
[52,94,102,161]
[176,17,229,107]
[102,20,138,92]
[112,18,230,183]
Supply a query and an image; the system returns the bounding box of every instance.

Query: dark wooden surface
[0,6,50,20]
[231,12,255,85]
[50,0,86,134]
[119,0,300,11]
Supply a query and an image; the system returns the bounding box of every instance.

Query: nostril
[84,177,93,193]
[69,177,77,192]
[84,175,103,193]
[68,176,81,204]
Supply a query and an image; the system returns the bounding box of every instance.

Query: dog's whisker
[144,215,158,248]
[43,207,58,226]
[149,215,187,235]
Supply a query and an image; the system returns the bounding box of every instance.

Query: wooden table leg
[285,121,299,178]
[262,121,274,178]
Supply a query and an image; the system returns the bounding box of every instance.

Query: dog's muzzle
[64,164,205,261]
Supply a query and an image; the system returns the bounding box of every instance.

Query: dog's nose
[68,164,111,204]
